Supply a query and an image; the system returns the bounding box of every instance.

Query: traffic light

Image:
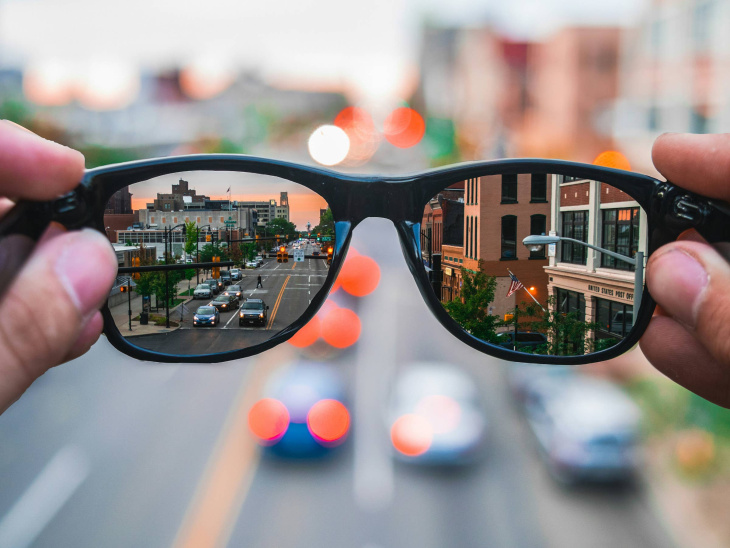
[132,257,141,280]
[326,246,333,265]
[277,246,288,263]
[120,285,128,292]
[206,234,212,242]
[212,255,220,278]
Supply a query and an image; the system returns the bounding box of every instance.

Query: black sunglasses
[1,154,728,364]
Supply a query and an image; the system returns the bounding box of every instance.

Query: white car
[230,268,241,280]
[387,363,487,465]
[255,256,264,266]
[193,283,213,299]
[246,260,258,268]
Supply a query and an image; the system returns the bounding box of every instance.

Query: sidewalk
[109,281,194,337]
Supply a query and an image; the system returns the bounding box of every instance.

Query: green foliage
[442,266,501,342]
[311,208,334,237]
[184,221,199,257]
[242,242,257,262]
[514,296,603,356]
[198,242,228,263]
[0,100,31,125]
[77,146,140,169]
[266,218,297,240]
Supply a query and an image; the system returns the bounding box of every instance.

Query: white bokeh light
[308,125,350,166]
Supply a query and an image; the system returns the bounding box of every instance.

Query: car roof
[244,298,264,303]
[393,363,479,403]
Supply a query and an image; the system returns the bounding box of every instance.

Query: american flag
[506,271,523,297]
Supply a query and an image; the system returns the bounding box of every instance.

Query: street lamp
[164,223,187,329]
[420,230,433,269]
[522,234,644,312]
[196,224,212,284]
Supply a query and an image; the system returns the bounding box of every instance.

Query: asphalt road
[126,242,330,355]
[0,220,677,548]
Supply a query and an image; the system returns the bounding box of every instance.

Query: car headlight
[239,311,244,317]
[259,313,264,318]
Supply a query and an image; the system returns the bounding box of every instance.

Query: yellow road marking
[266,275,290,330]
[171,357,283,548]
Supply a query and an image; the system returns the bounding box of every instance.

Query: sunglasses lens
[103,171,332,357]
[423,172,646,356]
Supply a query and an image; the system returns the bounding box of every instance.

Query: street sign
[224,216,236,226]
[293,250,305,262]
[320,236,332,241]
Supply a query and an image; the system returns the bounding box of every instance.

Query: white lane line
[0,445,90,548]
[223,309,240,328]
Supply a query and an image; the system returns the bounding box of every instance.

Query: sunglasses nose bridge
[345,178,421,224]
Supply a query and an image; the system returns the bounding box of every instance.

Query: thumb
[646,237,730,365]
[0,227,117,413]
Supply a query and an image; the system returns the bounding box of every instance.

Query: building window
[601,208,639,270]
[561,211,589,265]
[595,298,634,340]
[530,215,546,259]
[164,203,171,210]
[530,174,547,202]
[556,288,586,319]
[501,215,517,259]
[501,174,517,203]
[563,175,582,183]
[473,217,478,259]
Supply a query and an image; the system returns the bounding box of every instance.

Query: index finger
[652,132,730,202]
[0,120,85,201]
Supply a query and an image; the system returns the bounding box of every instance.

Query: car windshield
[228,286,241,292]
[196,307,215,315]
[213,296,228,302]
[242,302,263,310]
[195,285,209,290]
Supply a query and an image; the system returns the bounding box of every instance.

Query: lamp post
[420,229,433,269]
[164,223,187,329]
[196,224,212,284]
[522,235,644,313]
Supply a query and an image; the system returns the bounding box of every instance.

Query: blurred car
[496,331,548,352]
[193,306,219,327]
[203,278,220,295]
[220,270,232,285]
[248,362,350,458]
[255,256,264,266]
[209,294,238,312]
[239,298,268,326]
[522,374,641,484]
[387,363,487,465]
[224,284,243,300]
[230,268,241,280]
[193,283,212,299]
[246,260,258,268]
[505,362,573,405]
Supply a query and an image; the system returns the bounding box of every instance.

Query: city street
[0,220,676,548]
[125,242,330,355]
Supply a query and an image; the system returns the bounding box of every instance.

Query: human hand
[641,133,730,408]
[0,121,117,414]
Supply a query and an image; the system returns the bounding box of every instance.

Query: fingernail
[55,229,117,314]
[648,249,708,328]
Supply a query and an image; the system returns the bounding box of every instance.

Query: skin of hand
[642,132,730,408]
[0,120,117,414]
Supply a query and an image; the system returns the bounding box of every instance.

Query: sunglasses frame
[5,154,729,364]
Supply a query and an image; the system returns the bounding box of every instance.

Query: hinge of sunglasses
[49,189,88,228]
[671,194,709,224]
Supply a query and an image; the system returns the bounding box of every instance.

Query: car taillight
[307,399,350,445]
[248,398,290,444]
[390,414,433,457]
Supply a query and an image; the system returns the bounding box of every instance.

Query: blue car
[193,306,219,327]
[248,362,350,459]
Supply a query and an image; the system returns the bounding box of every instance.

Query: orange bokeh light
[337,255,381,297]
[288,316,321,348]
[307,399,350,442]
[334,106,380,166]
[383,107,425,148]
[391,414,433,457]
[321,307,361,349]
[248,398,290,441]
[593,150,631,171]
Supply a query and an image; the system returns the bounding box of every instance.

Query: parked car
[522,374,641,484]
[387,363,487,465]
[209,294,238,313]
[239,298,268,326]
[193,283,213,299]
[248,362,350,458]
[496,331,548,352]
[246,260,258,268]
[203,278,220,295]
[223,284,243,301]
[193,306,219,327]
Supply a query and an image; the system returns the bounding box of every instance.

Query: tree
[242,242,257,262]
[312,208,334,237]
[184,221,199,258]
[515,296,605,356]
[198,242,228,263]
[442,265,501,342]
[266,217,297,241]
